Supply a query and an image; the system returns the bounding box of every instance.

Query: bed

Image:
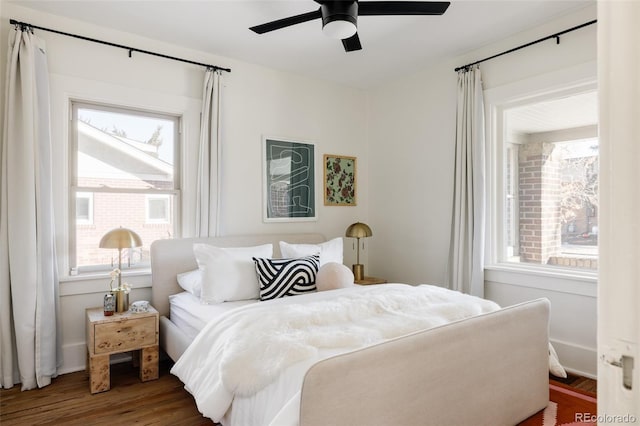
[150,233,549,426]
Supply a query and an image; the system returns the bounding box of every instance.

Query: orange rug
[518,381,597,426]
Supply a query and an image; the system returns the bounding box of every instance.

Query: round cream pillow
[316,262,355,291]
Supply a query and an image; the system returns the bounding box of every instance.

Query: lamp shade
[345,222,372,239]
[99,227,142,249]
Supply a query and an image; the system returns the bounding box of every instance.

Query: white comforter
[171,284,500,425]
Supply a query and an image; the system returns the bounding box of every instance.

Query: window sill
[485,264,597,297]
[59,269,152,297]
[60,268,152,283]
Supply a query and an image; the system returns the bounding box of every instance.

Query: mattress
[168,291,258,340]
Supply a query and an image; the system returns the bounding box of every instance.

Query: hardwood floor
[551,372,597,394]
[0,360,212,425]
[1,359,597,425]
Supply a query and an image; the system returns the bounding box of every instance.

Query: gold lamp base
[352,264,364,281]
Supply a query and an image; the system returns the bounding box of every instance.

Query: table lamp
[99,227,142,289]
[345,222,372,281]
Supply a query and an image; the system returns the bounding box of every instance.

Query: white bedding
[169,291,258,340]
[171,284,500,425]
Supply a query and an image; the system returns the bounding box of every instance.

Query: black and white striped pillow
[253,255,320,301]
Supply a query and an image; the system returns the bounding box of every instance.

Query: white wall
[0,3,369,373]
[367,5,597,377]
[365,58,457,285]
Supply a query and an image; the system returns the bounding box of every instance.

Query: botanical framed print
[263,137,316,222]
[324,154,356,206]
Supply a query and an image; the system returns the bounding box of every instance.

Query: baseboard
[551,338,597,379]
[564,366,597,381]
[58,342,134,375]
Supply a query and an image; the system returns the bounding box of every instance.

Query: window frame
[69,100,182,274]
[485,70,598,281]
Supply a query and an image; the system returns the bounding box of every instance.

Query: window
[495,89,598,272]
[70,102,180,273]
[76,192,94,225]
[146,194,171,223]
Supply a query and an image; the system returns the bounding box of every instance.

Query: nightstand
[355,276,388,285]
[86,306,159,394]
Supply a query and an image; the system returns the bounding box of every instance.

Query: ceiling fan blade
[250,9,322,34]
[342,33,362,52]
[358,1,450,16]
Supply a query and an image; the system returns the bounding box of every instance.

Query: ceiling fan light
[322,19,357,39]
[320,1,358,39]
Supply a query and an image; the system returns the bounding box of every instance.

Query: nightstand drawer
[93,316,156,354]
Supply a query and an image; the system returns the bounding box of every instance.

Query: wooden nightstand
[355,276,388,285]
[86,306,159,394]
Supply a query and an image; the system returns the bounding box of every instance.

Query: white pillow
[316,262,354,291]
[193,243,273,304]
[279,237,343,266]
[549,342,567,378]
[176,269,202,298]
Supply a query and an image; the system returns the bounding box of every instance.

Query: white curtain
[195,69,223,237]
[447,66,486,297]
[1,27,61,390]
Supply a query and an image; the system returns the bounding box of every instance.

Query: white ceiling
[10,0,594,89]
[507,90,598,135]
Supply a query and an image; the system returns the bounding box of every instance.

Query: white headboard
[150,233,326,317]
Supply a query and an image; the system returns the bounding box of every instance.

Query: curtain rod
[454,19,597,72]
[9,18,231,73]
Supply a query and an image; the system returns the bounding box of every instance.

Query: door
[598,0,640,420]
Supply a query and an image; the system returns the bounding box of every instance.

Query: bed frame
[150,233,549,426]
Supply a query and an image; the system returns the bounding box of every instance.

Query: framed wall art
[262,137,316,222]
[324,154,356,206]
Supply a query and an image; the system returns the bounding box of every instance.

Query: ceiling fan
[249,1,450,52]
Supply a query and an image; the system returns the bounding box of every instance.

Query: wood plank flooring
[551,372,597,394]
[1,360,212,425]
[2,359,597,425]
